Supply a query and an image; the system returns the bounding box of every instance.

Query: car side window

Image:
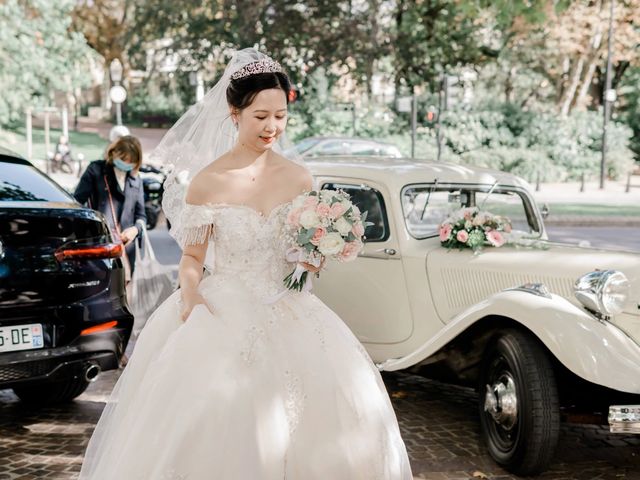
[350,142,379,156]
[321,183,389,242]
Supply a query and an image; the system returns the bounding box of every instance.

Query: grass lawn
[547,203,639,217]
[0,126,108,163]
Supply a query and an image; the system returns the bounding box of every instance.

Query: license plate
[0,324,44,353]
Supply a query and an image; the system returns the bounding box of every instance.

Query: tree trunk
[393,0,405,104]
[366,0,380,98]
[504,66,515,103]
[559,56,585,116]
[574,56,599,111]
[556,56,570,104]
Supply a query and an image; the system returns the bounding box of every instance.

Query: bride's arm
[178,174,215,321]
[178,242,211,321]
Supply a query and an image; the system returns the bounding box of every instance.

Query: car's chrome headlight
[574,270,630,316]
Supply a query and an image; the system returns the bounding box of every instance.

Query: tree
[127,0,388,93]
[0,0,94,126]
[390,0,556,98]
[491,0,640,115]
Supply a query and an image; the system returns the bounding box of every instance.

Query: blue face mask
[113,158,134,172]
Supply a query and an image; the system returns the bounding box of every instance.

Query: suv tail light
[81,320,119,335]
[55,242,123,261]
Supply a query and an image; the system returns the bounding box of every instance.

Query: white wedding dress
[79,202,413,480]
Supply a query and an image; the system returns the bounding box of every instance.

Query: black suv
[0,148,133,403]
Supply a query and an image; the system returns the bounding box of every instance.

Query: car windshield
[401,184,541,239]
[0,161,72,202]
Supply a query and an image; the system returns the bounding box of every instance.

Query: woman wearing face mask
[74,135,147,275]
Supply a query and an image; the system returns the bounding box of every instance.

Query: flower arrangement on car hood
[439,207,512,251]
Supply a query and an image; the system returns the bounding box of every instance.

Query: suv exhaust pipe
[84,363,101,382]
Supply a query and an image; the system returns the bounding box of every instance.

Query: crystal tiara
[230,58,283,80]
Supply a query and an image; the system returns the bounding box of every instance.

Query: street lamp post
[109,58,125,126]
[600,0,615,190]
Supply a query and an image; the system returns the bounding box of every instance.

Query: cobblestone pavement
[1,368,639,480]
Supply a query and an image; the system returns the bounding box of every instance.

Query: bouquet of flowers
[283,190,369,291]
[439,207,512,251]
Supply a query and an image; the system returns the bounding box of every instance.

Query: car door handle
[360,248,397,259]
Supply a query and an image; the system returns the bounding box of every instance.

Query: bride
[79,48,413,480]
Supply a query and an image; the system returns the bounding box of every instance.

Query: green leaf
[297,228,315,244]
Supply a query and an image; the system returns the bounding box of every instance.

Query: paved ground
[1,366,639,480]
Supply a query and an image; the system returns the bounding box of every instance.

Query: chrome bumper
[609,405,640,434]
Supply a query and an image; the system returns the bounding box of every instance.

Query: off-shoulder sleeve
[173,203,217,248]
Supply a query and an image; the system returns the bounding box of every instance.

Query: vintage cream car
[308,157,640,476]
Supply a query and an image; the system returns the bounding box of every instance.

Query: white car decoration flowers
[283,190,369,291]
[439,207,512,251]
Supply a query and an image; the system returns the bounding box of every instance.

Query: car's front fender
[378,290,640,394]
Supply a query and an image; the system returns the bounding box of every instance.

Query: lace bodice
[176,202,293,302]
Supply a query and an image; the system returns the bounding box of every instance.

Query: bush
[437,105,634,181]
[125,86,184,126]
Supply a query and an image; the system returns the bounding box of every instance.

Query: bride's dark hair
[226,72,291,110]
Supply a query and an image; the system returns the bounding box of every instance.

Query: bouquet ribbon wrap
[264,247,316,304]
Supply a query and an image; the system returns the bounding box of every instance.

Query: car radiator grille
[440,269,575,310]
[0,360,58,382]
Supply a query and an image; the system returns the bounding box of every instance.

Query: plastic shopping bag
[129,224,177,337]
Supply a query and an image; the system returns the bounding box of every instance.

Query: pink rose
[456,230,469,243]
[439,224,452,242]
[310,226,327,246]
[486,230,505,247]
[352,222,365,238]
[339,240,362,262]
[329,202,346,219]
[304,196,319,208]
[286,208,302,226]
[315,203,331,218]
[503,223,512,233]
[473,214,486,226]
[351,205,361,216]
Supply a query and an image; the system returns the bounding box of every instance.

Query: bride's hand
[300,257,326,274]
[180,293,213,322]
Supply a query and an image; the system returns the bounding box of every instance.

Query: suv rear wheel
[13,376,90,404]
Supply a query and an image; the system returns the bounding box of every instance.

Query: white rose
[299,209,321,229]
[321,190,339,202]
[318,232,345,256]
[334,217,352,236]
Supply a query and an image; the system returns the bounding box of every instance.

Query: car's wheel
[479,329,560,476]
[13,376,90,404]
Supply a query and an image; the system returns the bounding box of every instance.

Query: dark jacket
[74,160,146,270]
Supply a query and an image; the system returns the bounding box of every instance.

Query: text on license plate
[0,324,44,353]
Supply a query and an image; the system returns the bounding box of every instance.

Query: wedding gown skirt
[79,203,413,479]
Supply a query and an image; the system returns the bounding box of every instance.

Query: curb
[544,216,640,227]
